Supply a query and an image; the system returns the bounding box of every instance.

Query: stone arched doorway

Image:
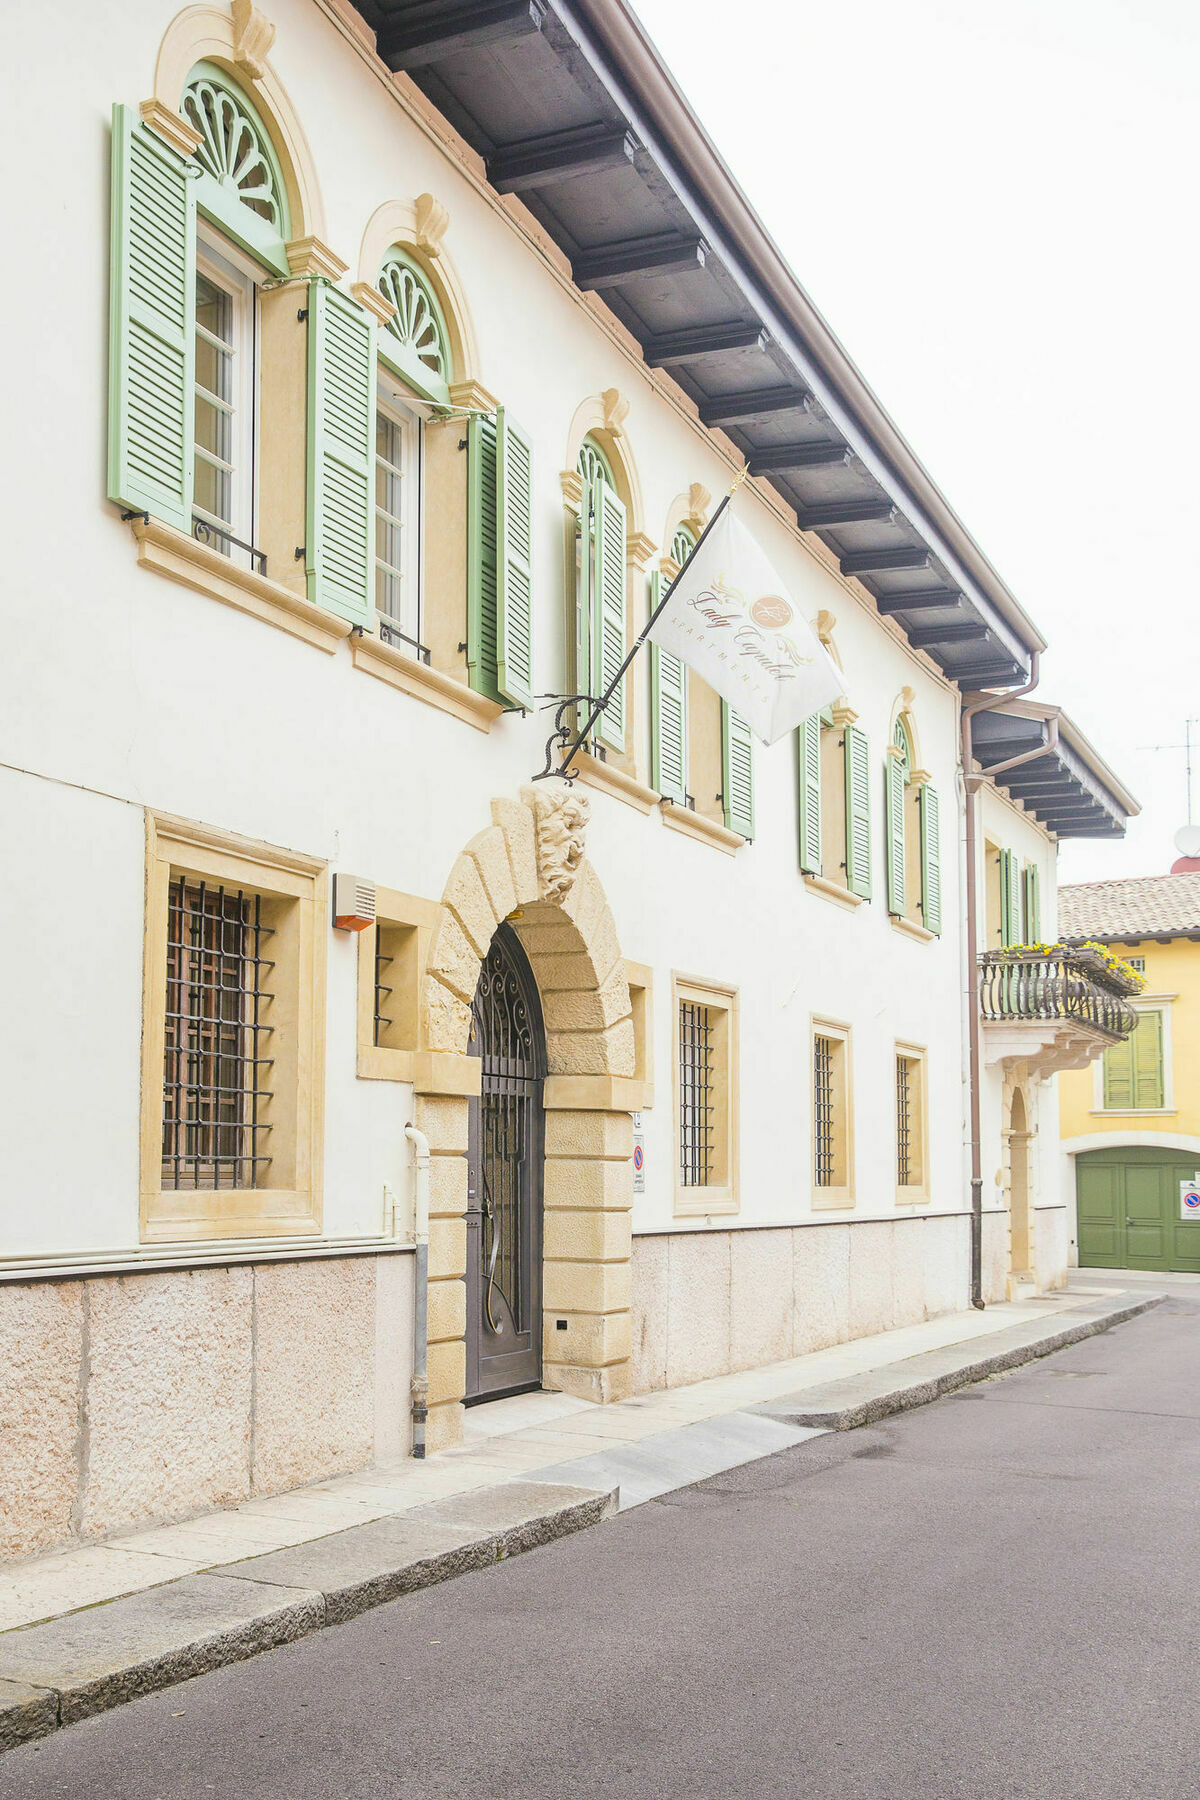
[415,783,638,1452]
[1007,1085,1034,1285]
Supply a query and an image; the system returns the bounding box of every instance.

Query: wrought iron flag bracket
[530,467,746,785]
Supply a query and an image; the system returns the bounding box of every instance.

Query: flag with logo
[646,504,844,744]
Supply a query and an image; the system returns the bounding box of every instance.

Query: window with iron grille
[814,1034,835,1187]
[161,879,272,1190]
[673,977,738,1214]
[895,1049,926,1192]
[373,928,394,1048]
[812,1024,850,1200]
[679,999,714,1186]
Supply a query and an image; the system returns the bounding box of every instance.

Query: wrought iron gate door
[465,923,546,1401]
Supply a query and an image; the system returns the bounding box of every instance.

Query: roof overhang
[973,700,1138,839]
[352,0,1046,689]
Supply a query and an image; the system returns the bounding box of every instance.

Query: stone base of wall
[0,1254,413,1564]
[631,1215,972,1394]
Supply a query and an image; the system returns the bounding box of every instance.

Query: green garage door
[1076,1146,1200,1273]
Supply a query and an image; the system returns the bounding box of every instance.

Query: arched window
[885,713,941,933]
[574,435,627,753]
[376,250,451,405]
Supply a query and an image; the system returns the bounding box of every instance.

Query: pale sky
[632,0,1199,884]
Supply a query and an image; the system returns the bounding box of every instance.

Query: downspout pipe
[404,1122,430,1458]
[960,654,1042,1309]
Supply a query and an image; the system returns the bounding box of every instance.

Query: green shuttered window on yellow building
[1103,1010,1165,1111]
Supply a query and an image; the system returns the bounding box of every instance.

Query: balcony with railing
[979,943,1139,1077]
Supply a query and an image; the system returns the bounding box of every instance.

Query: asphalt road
[6,1296,1200,1800]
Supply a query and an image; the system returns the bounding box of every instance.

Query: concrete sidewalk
[0,1281,1157,1751]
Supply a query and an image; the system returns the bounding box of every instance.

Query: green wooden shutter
[722,702,755,839]
[306,282,375,626]
[593,481,627,752]
[1102,1035,1134,1110]
[466,411,501,701]
[496,409,535,708]
[1133,1010,1165,1109]
[1023,862,1041,941]
[797,713,822,874]
[650,572,688,803]
[885,751,906,915]
[576,486,595,706]
[844,724,872,899]
[919,784,942,936]
[108,105,195,529]
[999,848,1023,946]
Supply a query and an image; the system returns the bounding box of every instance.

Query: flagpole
[541,465,749,784]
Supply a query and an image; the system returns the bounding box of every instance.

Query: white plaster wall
[2,0,977,1266]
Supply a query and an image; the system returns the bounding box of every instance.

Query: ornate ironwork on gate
[467,924,545,1397]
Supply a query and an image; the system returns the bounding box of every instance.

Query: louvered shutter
[919,784,942,936]
[575,487,595,705]
[466,411,501,701]
[999,848,1023,947]
[650,572,688,803]
[593,481,627,752]
[1023,862,1041,941]
[306,282,375,626]
[885,752,906,915]
[108,105,195,530]
[797,713,822,874]
[1102,1034,1134,1109]
[1133,1010,1165,1109]
[722,702,755,839]
[844,724,872,899]
[496,409,535,708]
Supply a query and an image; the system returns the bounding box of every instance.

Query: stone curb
[0,1481,617,1754]
[753,1294,1164,1432]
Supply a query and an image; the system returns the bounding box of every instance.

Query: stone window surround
[894,1040,930,1205]
[671,972,739,1220]
[812,1016,854,1210]
[139,811,327,1244]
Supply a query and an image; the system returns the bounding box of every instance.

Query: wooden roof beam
[873,589,963,615]
[905,620,991,648]
[574,234,708,289]
[646,322,770,366]
[380,0,545,69]
[840,547,930,576]
[699,387,811,427]
[796,498,895,530]
[489,123,636,193]
[747,442,848,474]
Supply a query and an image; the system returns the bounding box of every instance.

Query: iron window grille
[374,930,394,1046]
[679,1000,715,1186]
[814,1034,835,1186]
[896,1055,915,1186]
[161,879,274,1190]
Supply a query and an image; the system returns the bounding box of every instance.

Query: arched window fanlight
[181,63,290,272]
[671,521,696,572]
[577,435,615,493]
[377,249,451,404]
[894,715,913,770]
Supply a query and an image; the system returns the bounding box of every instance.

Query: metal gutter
[566,0,1047,659]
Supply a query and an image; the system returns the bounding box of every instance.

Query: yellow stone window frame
[812,1017,854,1210]
[894,1040,930,1205]
[140,812,327,1242]
[672,971,739,1218]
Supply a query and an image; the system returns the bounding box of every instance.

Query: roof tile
[1059,874,1200,939]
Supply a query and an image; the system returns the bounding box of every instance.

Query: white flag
[647,505,845,745]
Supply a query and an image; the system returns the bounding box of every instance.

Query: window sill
[811,1189,854,1211]
[673,1187,739,1218]
[895,1188,930,1207]
[803,872,863,910]
[131,516,351,655]
[660,801,744,854]
[1088,1109,1177,1118]
[572,751,660,815]
[357,1044,481,1095]
[890,915,936,945]
[141,1192,321,1243]
[351,633,503,733]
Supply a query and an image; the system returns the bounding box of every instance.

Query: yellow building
[1059,871,1200,1272]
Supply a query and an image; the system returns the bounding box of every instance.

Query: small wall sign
[632,1112,645,1195]
[1180,1181,1200,1221]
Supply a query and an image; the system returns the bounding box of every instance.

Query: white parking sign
[1181,1181,1200,1221]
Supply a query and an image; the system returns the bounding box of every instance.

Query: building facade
[0,0,1134,1561]
[1059,872,1200,1274]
